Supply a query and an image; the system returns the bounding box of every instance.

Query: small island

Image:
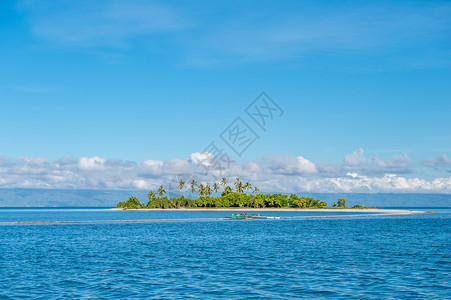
[116,177,367,209]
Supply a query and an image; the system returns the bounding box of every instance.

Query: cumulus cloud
[0,151,450,193]
[10,156,50,175]
[262,155,317,175]
[300,174,451,193]
[190,152,214,167]
[78,156,106,171]
[421,154,451,168]
[343,148,367,167]
[340,149,412,175]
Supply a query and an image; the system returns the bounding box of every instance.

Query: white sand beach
[108,207,429,214]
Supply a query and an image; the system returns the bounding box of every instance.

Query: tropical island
[116,177,367,209]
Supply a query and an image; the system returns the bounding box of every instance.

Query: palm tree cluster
[179,177,259,198]
[117,178,261,209]
[116,178,358,210]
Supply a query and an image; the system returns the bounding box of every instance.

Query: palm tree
[147,190,156,201]
[189,179,197,199]
[234,178,240,192]
[212,183,219,196]
[178,180,185,197]
[205,182,211,196]
[234,178,244,193]
[198,184,206,196]
[253,187,260,195]
[157,185,166,198]
[244,182,251,194]
[147,190,157,207]
[239,182,245,193]
[220,177,227,188]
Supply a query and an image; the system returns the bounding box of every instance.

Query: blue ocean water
[0,208,450,299]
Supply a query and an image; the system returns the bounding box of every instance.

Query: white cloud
[190,152,214,167]
[142,159,163,168]
[10,156,50,175]
[296,156,318,174]
[341,149,412,175]
[132,179,152,190]
[262,155,317,174]
[276,173,451,193]
[373,153,411,169]
[343,148,367,167]
[0,152,450,193]
[421,154,451,168]
[78,156,106,171]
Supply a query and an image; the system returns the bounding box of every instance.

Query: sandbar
[0,208,432,225]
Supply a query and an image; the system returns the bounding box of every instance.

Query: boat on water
[251,213,281,219]
[228,213,281,220]
[229,213,249,219]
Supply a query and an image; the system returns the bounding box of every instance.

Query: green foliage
[116,179,363,209]
[221,186,233,196]
[117,196,144,209]
[157,185,166,198]
[285,194,327,208]
[119,192,330,209]
[337,198,347,208]
[352,204,367,209]
[146,191,157,208]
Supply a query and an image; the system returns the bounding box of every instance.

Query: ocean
[0,208,449,299]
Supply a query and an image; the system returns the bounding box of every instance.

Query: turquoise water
[0,208,449,298]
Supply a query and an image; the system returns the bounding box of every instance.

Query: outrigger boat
[229,213,249,219]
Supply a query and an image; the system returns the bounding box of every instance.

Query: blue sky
[0,0,450,193]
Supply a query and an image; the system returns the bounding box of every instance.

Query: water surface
[0,208,387,223]
[0,209,449,299]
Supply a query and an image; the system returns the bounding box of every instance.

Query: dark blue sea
[0,208,450,299]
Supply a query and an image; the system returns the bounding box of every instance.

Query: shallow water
[0,209,449,299]
[0,209,387,223]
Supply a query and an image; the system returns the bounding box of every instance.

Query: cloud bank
[0,149,450,193]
